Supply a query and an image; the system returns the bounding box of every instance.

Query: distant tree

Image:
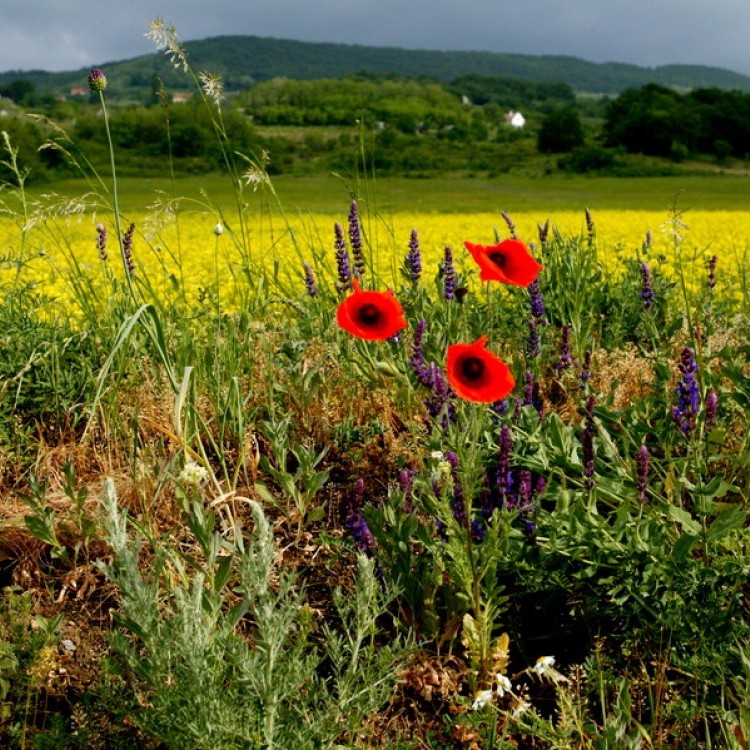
[603,84,697,157]
[537,107,584,153]
[0,79,37,105]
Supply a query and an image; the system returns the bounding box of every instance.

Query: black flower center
[460,356,485,382]
[489,252,507,268]
[357,303,382,326]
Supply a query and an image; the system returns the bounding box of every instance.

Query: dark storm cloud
[1,0,749,75]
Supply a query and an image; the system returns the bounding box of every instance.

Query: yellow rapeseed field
[2,207,747,315]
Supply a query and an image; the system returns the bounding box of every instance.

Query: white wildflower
[532,655,555,676]
[199,71,224,106]
[511,698,531,717]
[178,461,209,486]
[430,450,444,461]
[471,689,493,711]
[495,673,513,698]
[145,17,189,72]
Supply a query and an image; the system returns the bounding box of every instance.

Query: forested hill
[3,35,750,96]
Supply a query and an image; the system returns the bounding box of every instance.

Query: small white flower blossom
[213,223,224,236]
[495,674,512,697]
[471,689,493,711]
[511,698,531,717]
[430,450,444,461]
[178,461,209,486]
[532,655,556,676]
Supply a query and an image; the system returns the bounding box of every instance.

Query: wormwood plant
[97,480,406,749]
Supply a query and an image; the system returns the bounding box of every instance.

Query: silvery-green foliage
[97,486,404,749]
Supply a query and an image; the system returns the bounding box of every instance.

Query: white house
[505,110,526,128]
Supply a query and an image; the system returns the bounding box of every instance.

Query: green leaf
[672,533,698,562]
[253,481,278,507]
[707,504,747,542]
[666,505,701,535]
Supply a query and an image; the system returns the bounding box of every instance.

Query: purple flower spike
[555,325,573,372]
[406,228,422,283]
[96,223,108,261]
[500,210,517,239]
[122,222,136,274]
[640,262,655,308]
[345,478,374,553]
[348,200,365,279]
[707,255,718,291]
[497,424,513,503]
[527,318,541,360]
[442,246,456,301]
[528,279,546,322]
[671,347,700,435]
[636,445,650,502]
[303,263,318,297]
[579,349,592,390]
[705,390,718,427]
[333,222,351,291]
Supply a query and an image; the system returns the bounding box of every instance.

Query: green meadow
[29,171,750,214]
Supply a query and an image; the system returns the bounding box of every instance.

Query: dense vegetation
[2,29,750,748]
[3,70,750,186]
[3,34,750,98]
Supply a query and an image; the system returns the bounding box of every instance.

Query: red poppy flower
[464,239,542,287]
[336,278,407,340]
[446,336,516,403]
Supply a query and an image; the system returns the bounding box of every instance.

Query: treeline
[2,75,750,184]
[604,83,750,161]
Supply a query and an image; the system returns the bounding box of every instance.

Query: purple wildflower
[636,445,650,502]
[96,223,107,261]
[87,68,107,92]
[645,229,652,248]
[333,222,352,291]
[399,469,415,513]
[442,246,457,301]
[527,318,541,360]
[302,263,318,297]
[409,319,432,386]
[122,222,136,274]
[582,395,596,490]
[579,349,592,390]
[445,451,468,528]
[348,200,365,279]
[500,210,517,239]
[581,428,595,490]
[528,279,546,322]
[707,255,718,291]
[555,325,573,372]
[522,370,543,417]
[705,390,718,427]
[497,424,514,505]
[345,478,374,553]
[640,262,655,308]
[671,347,700,435]
[406,228,422,283]
[491,399,509,417]
[424,363,456,429]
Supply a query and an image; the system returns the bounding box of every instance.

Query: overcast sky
[2,0,750,77]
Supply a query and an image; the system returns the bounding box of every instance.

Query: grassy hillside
[2,35,750,97]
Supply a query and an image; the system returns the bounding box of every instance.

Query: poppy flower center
[489,252,507,268]
[460,356,485,382]
[357,303,382,326]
